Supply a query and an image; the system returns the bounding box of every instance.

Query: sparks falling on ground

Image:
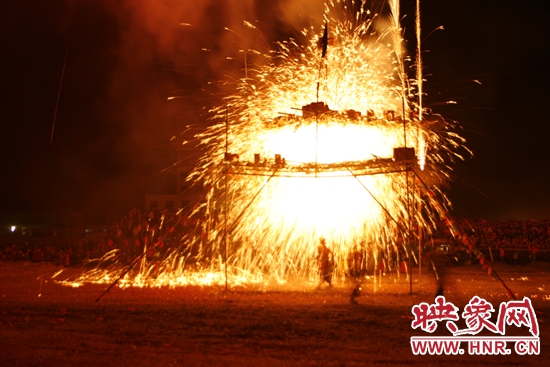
[62,0,468,289]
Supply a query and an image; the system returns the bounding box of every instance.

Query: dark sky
[1,0,549,224]
[420,0,550,220]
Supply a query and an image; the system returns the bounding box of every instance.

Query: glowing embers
[59,268,265,289]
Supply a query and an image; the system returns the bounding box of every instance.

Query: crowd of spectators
[0,208,196,266]
[2,212,550,266]
[458,218,550,264]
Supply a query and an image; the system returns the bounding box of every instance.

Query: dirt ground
[1,261,549,366]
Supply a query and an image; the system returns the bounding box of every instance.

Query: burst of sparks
[62,0,466,289]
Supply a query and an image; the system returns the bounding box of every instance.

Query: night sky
[1,0,549,224]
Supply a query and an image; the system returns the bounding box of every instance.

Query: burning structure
[64,0,468,288]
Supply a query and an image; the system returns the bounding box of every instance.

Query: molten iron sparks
[61,0,467,289]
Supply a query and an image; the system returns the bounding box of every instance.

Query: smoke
[56,1,407,222]
[276,0,325,31]
[71,0,334,155]
[51,0,322,222]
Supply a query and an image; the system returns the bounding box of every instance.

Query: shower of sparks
[61,0,467,289]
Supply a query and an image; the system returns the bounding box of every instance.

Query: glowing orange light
[62,0,465,288]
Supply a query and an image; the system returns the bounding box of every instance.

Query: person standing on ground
[317,237,334,288]
[424,245,447,297]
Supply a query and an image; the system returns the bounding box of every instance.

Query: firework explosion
[63,0,467,288]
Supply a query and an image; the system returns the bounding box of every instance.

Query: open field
[1,261,549,366]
